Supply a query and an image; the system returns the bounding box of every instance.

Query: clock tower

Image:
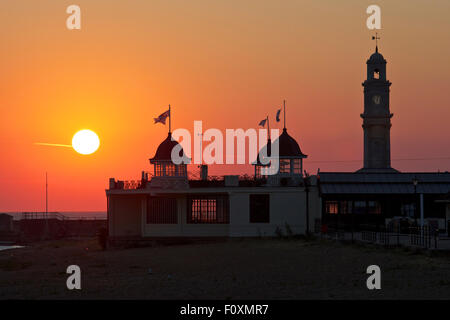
[358,44,397,172]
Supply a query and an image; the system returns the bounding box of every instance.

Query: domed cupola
[367,51,386,64]
[150,132,188,178]
[253,101,307,180]
[278,128,307,158]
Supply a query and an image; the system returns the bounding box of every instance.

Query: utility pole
[45,172,49,239]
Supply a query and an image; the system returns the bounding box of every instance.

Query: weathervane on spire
[372,32,380,52]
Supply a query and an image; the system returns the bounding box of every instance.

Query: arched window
[373,69,380,80]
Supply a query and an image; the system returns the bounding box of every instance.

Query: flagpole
[283,100,286,130]
[169,104,171,134]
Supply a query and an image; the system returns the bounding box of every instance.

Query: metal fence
[21,212,104,221]
[322,224,447,250]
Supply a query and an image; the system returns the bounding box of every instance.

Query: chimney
[200,165,208,181]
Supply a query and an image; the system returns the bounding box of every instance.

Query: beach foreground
[0,238,449,299]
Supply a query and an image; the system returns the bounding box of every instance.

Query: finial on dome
[372,32,380,53]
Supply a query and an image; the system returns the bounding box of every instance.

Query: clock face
[372,95,382,105]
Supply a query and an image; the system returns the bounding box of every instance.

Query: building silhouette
[105,44,450,244]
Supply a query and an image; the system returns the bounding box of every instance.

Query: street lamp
[412,177,424,236]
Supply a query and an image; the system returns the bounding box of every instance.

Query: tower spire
[283,99,286,130]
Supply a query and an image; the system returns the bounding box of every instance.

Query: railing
[323,224,445,250]
[22,212,67,220]
[123,180,142,190]
[20,212,105,221]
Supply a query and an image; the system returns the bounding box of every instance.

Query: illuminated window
[373,69,380,79]
[325,201,339,214]
[188,195,229,224]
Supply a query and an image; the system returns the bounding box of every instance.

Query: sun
[72,130,100,155]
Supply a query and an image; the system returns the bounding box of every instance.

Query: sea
[0,245,24,252]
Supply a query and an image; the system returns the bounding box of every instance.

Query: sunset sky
[0,0,449,211]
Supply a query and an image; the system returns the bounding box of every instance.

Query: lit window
[373,69,380,79]
[325,201,339,214]
[188,195,229,224]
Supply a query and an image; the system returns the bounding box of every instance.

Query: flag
[258,118,267,127]
[276,108,281,122]
[154,109,170,125]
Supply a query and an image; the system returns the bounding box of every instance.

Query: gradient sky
[0,0,449,211]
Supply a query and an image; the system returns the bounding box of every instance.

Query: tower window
[373,69,380,79]
[166,163,176,176]
[279,159,291,174]
[292,159,302,174]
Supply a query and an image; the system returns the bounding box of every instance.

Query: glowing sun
[72,130,100,155]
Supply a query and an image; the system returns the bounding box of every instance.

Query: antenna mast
[169,104,171,134]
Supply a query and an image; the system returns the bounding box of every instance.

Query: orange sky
[0,0,449,211]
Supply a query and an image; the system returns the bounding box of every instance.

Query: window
[250,194,270,223]
[325,201,339,214]
[166,163,176,176]
[255,166,262,179]
[373,69,380,79]
[292,159,302,175]
[368,201,381,214]
[279,159,290,174]
[354,201,367,214]
[340,201,352,214]
[401,203,415,218]
[188,195,229,224]
[155,163,163,176]
[147,197,177,224]
[178,164,187,177]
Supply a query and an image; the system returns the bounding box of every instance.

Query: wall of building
[308,185,322,232]
[108,183,322,239]
[142,196,230,237]
[229,189,309,237]
[108,194,144,237]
